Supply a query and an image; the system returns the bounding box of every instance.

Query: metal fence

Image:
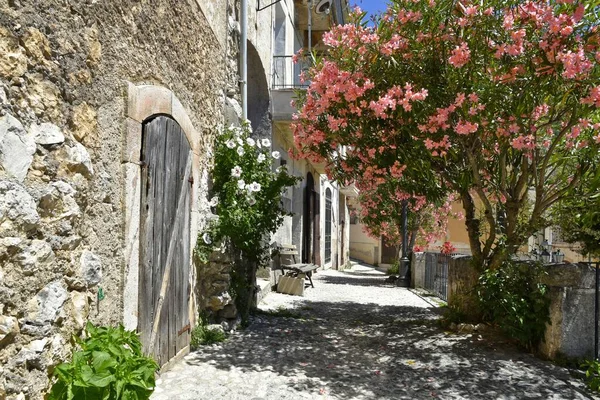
[272,56,311,89]
[424,253,455,301]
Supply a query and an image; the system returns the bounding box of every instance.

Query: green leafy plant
[195,121,299,322]
[386,261,400,275]
[48,322,158,400]
[190,319,226,349]
[477,261,550,350]
[582,359,600,392]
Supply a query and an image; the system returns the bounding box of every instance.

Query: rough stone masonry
[0,1,227,397]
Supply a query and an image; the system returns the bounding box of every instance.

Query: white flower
[256,140,262,149]
[248,182,261,192]
[261,138,271,147]
[272,151,281,159]
[209,196,219,207]
[231,166,242,178]
[275,166,284,173]
[225,139,236,149]
[237,179,246,190]
[246,137,255,147]
[237,146,245,156]
[202,232,212,245]
[244,119,253,133]
[247,196,256,206]
[257,153,266,163]
[236,137,244,146]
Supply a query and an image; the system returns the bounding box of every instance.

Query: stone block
[172,95,199,152]
[15,240,55,275]
[30,122,65,145]
[70,102,97,144]
[0,315,19,348]
[0,27,27,78]
[122,118,142,163]
[540,263,584,288]
[127,83,172,123]
[0,114,36,182]
[21,27,52,62]
[80,250,102,286]
[0,180,40,234]
[26,281,68,325]
[38,180,80,220]
[70,291,89,329]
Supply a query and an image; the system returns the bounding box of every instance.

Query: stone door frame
[122,83,201,344]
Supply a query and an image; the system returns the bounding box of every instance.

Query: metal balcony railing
[272,55,311,89]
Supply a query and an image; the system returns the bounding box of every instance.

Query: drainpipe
[308,0,312,54]
[241,0,248,120]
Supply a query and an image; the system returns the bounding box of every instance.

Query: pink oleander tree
[355,183,460,261]
[292,0,600,270]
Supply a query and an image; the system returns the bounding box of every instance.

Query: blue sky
[351,0,389,21]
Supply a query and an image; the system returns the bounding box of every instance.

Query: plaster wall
[349,224,380,265]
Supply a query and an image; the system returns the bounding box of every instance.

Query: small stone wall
[411,252,426,288]
[539,263,598,360]
[196,250,238,327]
[446,256,479,316]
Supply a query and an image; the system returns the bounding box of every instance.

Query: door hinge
[178,323,191,336]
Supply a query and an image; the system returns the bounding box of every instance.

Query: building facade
[270,0,353,276]
[0,0,354,397]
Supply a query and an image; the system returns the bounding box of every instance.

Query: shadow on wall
[247,41,271,140]
[182,297,588,399]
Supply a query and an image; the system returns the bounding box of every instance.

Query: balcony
[272,55,310,89]
[272,55,310,121]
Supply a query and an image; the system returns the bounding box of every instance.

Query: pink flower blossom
[448,42,471,68]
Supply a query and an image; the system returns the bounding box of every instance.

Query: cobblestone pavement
[152,263,597,400]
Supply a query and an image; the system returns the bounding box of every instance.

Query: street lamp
[398,199,411,287]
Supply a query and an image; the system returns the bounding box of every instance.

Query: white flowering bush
[195,121,298,321]
[195,122,298,318]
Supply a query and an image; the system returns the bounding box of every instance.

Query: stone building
[271,0,354,276]
[0,0,354,397]
[0,0,235,397]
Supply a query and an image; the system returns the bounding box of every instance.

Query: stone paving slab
[152,263,598,400]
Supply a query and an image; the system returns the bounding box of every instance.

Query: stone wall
[539,263,599,360]
[0,1,225,397]
[195,249,239,325]
[446,256,480,320]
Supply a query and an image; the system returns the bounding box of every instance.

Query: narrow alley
[151,264,594,400]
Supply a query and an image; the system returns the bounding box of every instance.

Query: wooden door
[138,116,192,367]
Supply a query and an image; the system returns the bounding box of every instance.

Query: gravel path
[151,263,597,400]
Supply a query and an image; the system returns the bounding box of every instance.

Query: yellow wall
[349,224,380,265]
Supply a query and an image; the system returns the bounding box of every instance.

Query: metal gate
[138,115,192,366]
[424,253,450,301]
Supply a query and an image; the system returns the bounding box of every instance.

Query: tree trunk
[461,191,484,270]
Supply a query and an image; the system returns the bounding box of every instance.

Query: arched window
[325,188,332,263]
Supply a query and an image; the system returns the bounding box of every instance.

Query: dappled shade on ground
[152,263,595,400]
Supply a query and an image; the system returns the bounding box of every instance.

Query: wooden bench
[273,243,319,288]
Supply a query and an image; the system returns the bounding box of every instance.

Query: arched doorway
[247,41,271,140]
[303,173,319,265]
[138,115,192,366]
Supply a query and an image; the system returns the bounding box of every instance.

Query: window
[325,188,332,263]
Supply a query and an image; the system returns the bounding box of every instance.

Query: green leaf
[92,351,117,373]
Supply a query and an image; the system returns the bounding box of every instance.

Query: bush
[386,261,400,275]
[190,320,226,349]
[48,322,158,400]
[476,261,550,350]
[583,359,600,392]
